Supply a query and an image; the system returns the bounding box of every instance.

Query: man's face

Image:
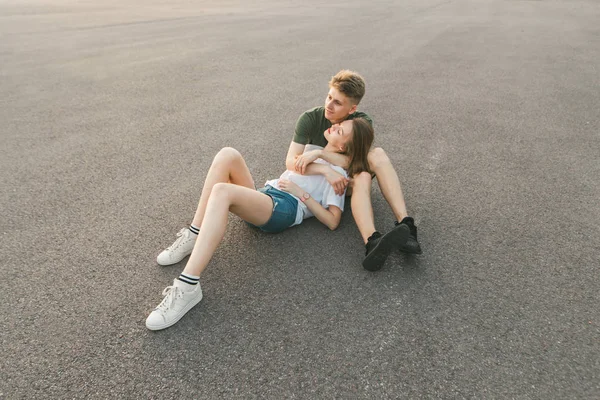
[324,87,357,124]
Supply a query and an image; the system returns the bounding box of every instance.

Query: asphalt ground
[1,0,599,398]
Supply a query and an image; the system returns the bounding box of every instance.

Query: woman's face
[324,119,353,151]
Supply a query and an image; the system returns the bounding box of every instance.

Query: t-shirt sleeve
[293,111,314,144]
[322,165,347,211]
[353,111,373,127]
[322,184,346,212]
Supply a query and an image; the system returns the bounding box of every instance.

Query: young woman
[146,118,374,330]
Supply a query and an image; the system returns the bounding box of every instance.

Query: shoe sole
[145,291,203,331]
[362,224,410,271]
[399,240,423,255]
[156,250,192,266]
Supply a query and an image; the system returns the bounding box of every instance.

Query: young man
[286,70,422,271]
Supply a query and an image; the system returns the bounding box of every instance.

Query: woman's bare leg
[191,147,256,227]
[182,183,273,276]
[155,148,259,266]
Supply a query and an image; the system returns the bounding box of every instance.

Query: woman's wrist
[299,191,310,203]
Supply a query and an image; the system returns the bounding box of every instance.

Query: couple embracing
[146,70,422,331]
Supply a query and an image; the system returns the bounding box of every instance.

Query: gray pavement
[1,0,599,398]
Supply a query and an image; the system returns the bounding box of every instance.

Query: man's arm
[294,149,349,174]
[285,142,348,195]
[287,109,313,171]
[285,141,306,171]
[288,108,348,194]
[317,150,350,170]
[302,162,348,196]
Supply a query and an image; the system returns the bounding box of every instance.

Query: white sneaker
[156,228,197,266]
[146,279,203,331]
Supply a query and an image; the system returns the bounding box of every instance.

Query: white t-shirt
[264,145,348,226]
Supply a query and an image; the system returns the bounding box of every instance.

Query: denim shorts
[247,185,298,233]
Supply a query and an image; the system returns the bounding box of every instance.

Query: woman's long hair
[342,117,374,177]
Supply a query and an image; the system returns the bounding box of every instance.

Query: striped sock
[177,273,200,288]
[189,224,200,235]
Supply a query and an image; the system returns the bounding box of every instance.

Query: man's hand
[325,169,349,196]
[294,150,321,175]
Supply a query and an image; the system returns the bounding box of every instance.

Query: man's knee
[352,171,372,190]
[367,147,391,171]
[214,147,243,164]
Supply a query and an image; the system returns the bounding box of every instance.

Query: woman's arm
[278,179,342,230]
[302,163,348,196]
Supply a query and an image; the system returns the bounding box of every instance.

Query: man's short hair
[329,70,366,105]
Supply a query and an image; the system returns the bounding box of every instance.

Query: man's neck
[328,115,351,125]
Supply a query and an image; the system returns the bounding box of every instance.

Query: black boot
[395,217,422,255]
[362,224,410,271]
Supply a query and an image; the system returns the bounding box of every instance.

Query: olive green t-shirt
[293,106,373,147]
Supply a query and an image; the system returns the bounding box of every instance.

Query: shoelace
[166,228,188,251]
[156,285,183,313]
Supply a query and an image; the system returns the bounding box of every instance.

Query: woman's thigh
[221,184,274,226]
